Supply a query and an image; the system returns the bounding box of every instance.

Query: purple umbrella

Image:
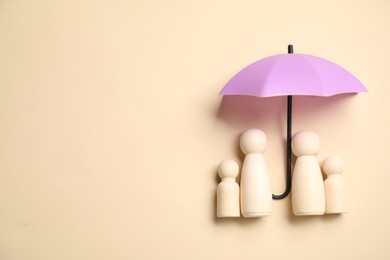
[219,45,367,199]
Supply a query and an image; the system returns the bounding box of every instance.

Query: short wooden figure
[217,160,240,217]
[291,131,325,216]
[240,129,272,217]
[323,156,347,214]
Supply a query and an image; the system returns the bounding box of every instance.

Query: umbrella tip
[288,44,294,54]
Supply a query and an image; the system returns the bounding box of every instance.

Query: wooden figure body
[217,160,240,217]
[240,129,272,217]
[291,131,325,216]
[323,156,347,214]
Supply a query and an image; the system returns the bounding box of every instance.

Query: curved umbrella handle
[272,95,292,200]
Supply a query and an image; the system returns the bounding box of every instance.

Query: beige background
[0,0,389,259]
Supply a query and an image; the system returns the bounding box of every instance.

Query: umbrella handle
[272,95,292,200]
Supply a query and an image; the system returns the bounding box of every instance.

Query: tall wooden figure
[240,129,272,217]
[217,160,240,217]
[291,131,325,216]
[323,156,347,214]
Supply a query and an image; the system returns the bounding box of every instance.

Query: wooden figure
[240,129,272,217]
[323,156,347,214]
[291,131,325,216]
[217,160,240,217]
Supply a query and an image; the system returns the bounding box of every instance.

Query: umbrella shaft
[272,43,293,200]
[287,95,292,193]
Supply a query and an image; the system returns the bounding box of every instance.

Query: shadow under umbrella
[217,93,357,201]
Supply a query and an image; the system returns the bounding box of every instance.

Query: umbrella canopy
[220,53,367,97]
[219,45,367,200]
